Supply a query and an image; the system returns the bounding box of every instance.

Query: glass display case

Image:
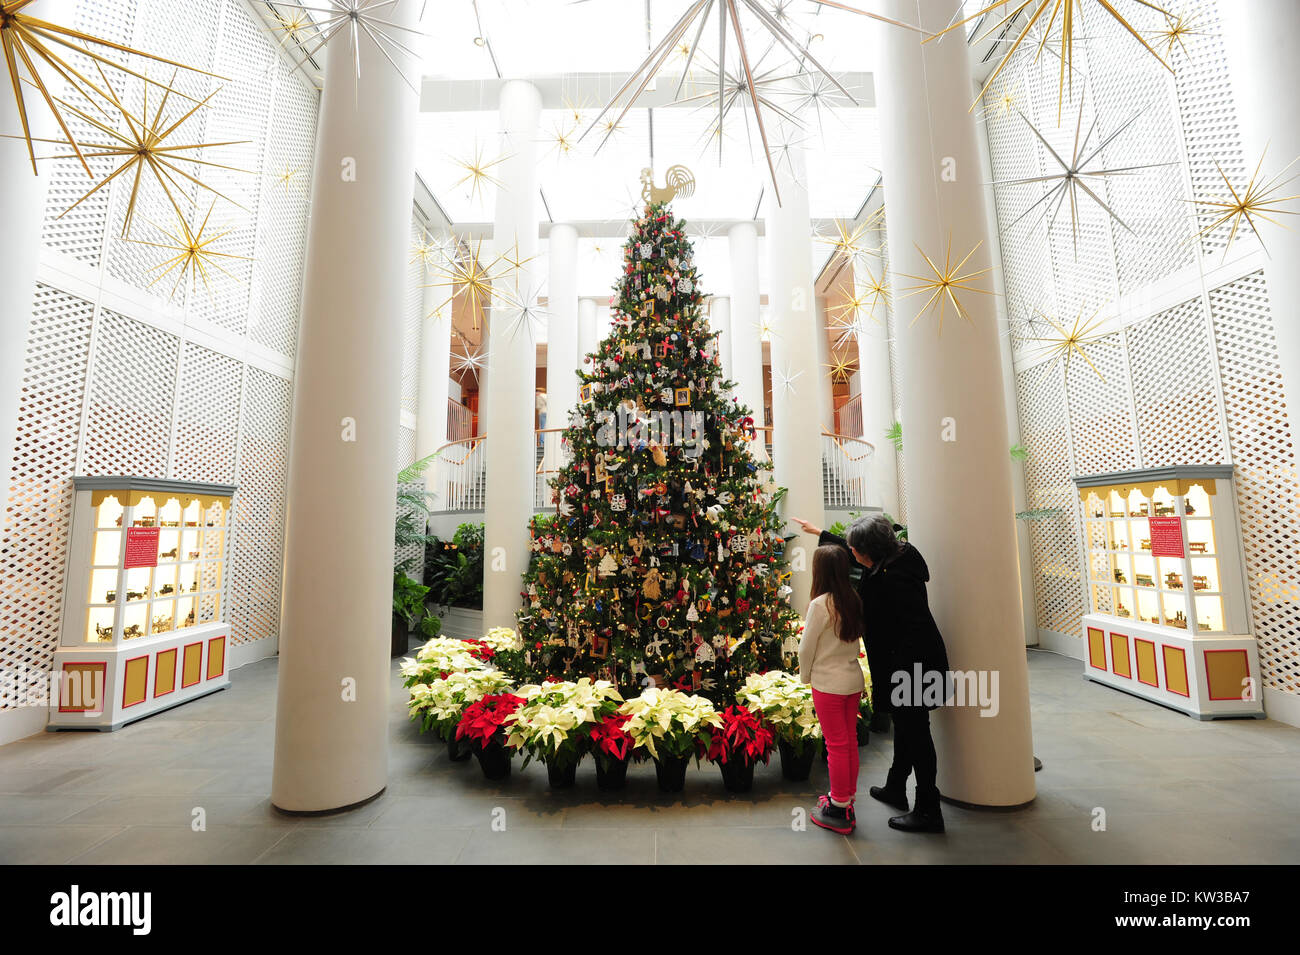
[1072,466,1263,720]
[50,477,236,730]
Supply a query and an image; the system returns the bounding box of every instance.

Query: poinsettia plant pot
[391,616,409,658]
[856,717,871,747]
[778,738,818,781]
[473,739,512,780]
[718,758,756,793]
[546,757,580,789]
[595,755,630,791]
[653,754,690,793]
[447,733,472,762]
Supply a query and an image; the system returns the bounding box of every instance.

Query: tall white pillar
[0,0,65,514]
[546,224,580,422]
[814,295,835,431]
[764,144,824,615]
[577,297,599,363]
[416,279,452,499]
[873,0,1034,807]
[481,80,542,632]
[857,244,899,516]
[710,296,733,380]
[728,223,766,434]
[272,1,422,812]
[1220,2,1300,424]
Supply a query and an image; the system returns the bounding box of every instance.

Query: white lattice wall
[991,1,1300,699]
[1,0,319,706]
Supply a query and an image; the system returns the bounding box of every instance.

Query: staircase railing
[821,431,875,509]
[431,435,488,512]
[446,398,473,442]
[534,428,569,510]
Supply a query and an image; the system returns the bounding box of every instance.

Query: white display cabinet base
[48,623,231,731]
[1082,614,1265,720]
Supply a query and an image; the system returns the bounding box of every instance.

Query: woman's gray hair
[845,515,901,564]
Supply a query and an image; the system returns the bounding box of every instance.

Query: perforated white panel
[1063,330,1138,476]
[1209,271,1300,696]
[1015,361,1083,637]
[0,288,94,692]
[172,342,241,483]
[1125,297,1229,467]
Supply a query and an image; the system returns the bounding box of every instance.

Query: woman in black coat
[793,514,949,833]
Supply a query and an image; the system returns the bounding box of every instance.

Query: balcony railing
[834,393,864,438]
[447,398,473,442]
[430,427,875,514]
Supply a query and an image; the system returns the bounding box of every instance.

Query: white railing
[431,435,487,512]
[834,394,864,438]
[534,428,569,510]
[821,431,874,509]
[447,398,473,442]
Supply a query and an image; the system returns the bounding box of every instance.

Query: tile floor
[1,649,1297,864]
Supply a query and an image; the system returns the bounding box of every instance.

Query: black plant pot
[653,754,690,793]
[856,717,871,747]
[778,738,818,781]
[595,755,630,791]
[448,732,472,762]
[391,616,409,658]
[546,757,579,789]
[473,740,512,780]
[719,758,756,793]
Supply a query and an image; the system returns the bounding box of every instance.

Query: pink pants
[813,688,861,805]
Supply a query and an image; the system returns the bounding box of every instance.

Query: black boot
[869,710,891,734]
[869,785,909,812]
[888,791,944,833]
[811,800,856,835]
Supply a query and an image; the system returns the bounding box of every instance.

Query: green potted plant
[737,671,823,781]
[392,572,430,657]
[619,688,721,793]
[425,522,486,610]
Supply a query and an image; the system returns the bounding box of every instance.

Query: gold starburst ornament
[1032,305,1112,380]
[1190,151,1300,260]
[128,201,250,301]
[901,235,995,336]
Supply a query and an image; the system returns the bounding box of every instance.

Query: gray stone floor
[1,648,1297,864]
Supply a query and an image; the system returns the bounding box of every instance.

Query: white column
[0,0,65,514]
[814,296,835,431]
[728,223,766,434]
[577,296,599,363]
[546,224,580,424]
[272,1,422,812]
[764,143,824,615]
[416,280,451,498]
[1221,2,1300,424]
[481,80,542,632]
[710,296,733,380]
[872,0,1034,808]
[857,243,899,516]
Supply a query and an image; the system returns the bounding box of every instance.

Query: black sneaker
[869,785,909,812]
[887,807,945,833]
[812,800,856,835]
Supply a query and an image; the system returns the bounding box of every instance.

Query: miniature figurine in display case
[1165,571,1183,589]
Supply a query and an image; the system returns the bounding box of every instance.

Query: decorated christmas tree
[509,200,802,704]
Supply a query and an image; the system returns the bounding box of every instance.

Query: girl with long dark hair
[799,544,866,834]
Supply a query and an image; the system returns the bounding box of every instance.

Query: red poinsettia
[589,712,633,761]
[462,638,495,662]
[456,693,524,748]
[702,705,776,766]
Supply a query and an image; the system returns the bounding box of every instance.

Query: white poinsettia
[505,678,623,766]
[403,637,486,683]
[407,668,515,727]
[618,688,721,760]
[481,626,524,652]
[737,671,822,741]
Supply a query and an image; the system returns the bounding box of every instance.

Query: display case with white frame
[49,477,236,730]
[1072,466,1263,720]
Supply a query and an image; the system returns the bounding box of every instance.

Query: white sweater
[797,593,866,695]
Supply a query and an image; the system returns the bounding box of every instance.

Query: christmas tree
[511,201,802,704]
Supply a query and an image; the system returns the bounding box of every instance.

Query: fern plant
[395,452,439,576]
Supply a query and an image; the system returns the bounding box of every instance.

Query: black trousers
[886,708,940,812]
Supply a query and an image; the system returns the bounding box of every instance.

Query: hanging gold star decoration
[993,96,1176,254]
[127,200,249,301]
[1189,152,1300,259]
[1032,304,1111,380]
[823,352,856,384]
[901,235,995,335]
[39,70,249,237]
[1146,8,1208,61]
[816,217,880,287]
[271,164,302,196]
[265,5,316,53]
[925,0,1173,122]
[562,93,591,125]
[449,140,509,203]
[274,0,427,97]
[580,0,907,205]
[0,0,221,175]
[829,262,889,337]
[979,85,1020,123]
[410,231,449,269]
[547,119,578,159]
[424,236,517,330]
[498,237,539,274]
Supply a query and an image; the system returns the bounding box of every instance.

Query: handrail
[821,430,875,461]
[434,435,486,466]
